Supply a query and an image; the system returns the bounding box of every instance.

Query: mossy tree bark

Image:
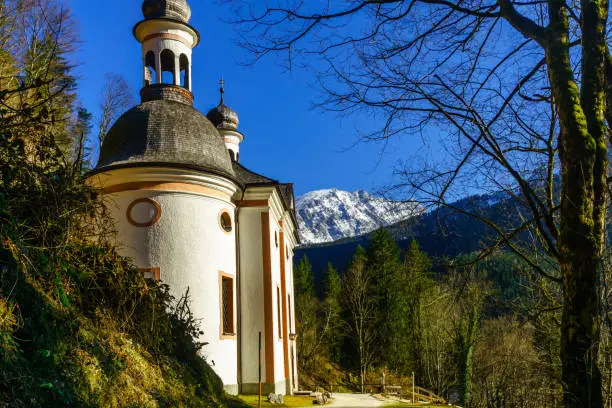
[545,0,607,405]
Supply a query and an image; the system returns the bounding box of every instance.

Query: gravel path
[326,393,386,407]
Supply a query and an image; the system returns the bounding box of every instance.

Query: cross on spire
[219,78,225,104]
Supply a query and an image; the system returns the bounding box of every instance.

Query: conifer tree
[402,240,433,378]
[294,255,314,297]
[6,0,78,153]
[366,228,402,368]
[294,256,319,369]
[323,262,341,300]
[322,262,343,362]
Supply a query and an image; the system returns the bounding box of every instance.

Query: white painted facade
[90,159,299,396]
[92,168,240,387]
[220,129,244,162]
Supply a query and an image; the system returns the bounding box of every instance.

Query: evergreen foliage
[321,263,343,362]
[294,256,314,297]
[293,256,319,371]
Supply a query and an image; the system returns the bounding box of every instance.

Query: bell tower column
[135,0,200,103]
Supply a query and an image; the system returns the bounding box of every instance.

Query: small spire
[219,78,225,104]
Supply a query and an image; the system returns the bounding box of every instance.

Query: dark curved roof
[142,0,191,22]
[207,102,239,130]
[96,100,235,178]
[233,162,277,185]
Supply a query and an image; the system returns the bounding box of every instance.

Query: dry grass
[384,404,455,407]
[238,394,316,407]
[385,406,451,408]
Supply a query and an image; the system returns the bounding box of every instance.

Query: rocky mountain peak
[296,188,422,244]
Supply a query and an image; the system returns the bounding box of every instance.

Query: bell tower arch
[134,0,199,97]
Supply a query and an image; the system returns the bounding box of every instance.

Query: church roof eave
[234,162,299,243]
[133,18,201,47]
[88,161,241,188]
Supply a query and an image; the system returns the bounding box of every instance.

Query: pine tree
[9,1,78,154]
[365,228,401,368]
[323,262,341,300]
[401,240,433,379]
[293,255,319,370]
[322,262,343,362]
[294,255,314,297]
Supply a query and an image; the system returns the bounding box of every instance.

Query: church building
[88,0,299,395]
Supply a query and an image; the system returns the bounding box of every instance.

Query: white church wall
[285,248,297,390]
[238,206,266,388]
[104,188,239,390]
[268,210,287,387]
[238,198,292,395]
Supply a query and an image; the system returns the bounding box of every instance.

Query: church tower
[92,0,241,394]
[90,0,300,397]
[135,0,198,102]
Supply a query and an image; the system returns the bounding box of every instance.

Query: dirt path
[326,393,386,407]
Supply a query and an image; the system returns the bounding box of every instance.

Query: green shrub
[0,126,243,407]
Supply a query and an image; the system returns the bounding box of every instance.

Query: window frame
[218,209,233,234]
[126,198,162,227]
[219,272,236,339]
[140,267,160,281]
[277,285,283,339]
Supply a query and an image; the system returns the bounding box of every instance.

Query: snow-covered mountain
[296,189,423,245]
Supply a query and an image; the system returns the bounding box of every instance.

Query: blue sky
[68,0,434,197]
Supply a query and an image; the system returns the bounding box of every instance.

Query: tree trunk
[560,254,604,407]
[546,0,607,404]
[460,309,479,407]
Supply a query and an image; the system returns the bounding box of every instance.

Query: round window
[127,198,161,227]
[220,211,232,233]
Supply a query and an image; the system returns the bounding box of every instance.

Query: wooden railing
[408,386,446,404]
[311,383,447,404]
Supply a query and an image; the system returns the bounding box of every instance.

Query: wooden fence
[312,383,447,404]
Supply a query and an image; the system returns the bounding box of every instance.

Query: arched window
[179,54,189,88]
[160,49,175,85]
[144,51,156,85]
[229,150,235,162]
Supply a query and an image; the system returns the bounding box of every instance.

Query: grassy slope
[0,132,249,407]
[0,269,249,408]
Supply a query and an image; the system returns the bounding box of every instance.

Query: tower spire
[219,78,225,104]
[207,79,244,162]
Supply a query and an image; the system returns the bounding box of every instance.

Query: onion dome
[142,0,191,23]
[206,81,239,131]
[96,100,234,179]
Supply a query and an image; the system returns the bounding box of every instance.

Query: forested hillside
[0,2,244,406]
[296,189,556,280]
[294,230,562,407]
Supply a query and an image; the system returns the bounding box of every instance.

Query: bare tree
[229,0,611,405]
[343,246,377,393]
[97,73,134,146]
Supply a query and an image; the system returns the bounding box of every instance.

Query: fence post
[258,332,262,408]
[412,372,415,403]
